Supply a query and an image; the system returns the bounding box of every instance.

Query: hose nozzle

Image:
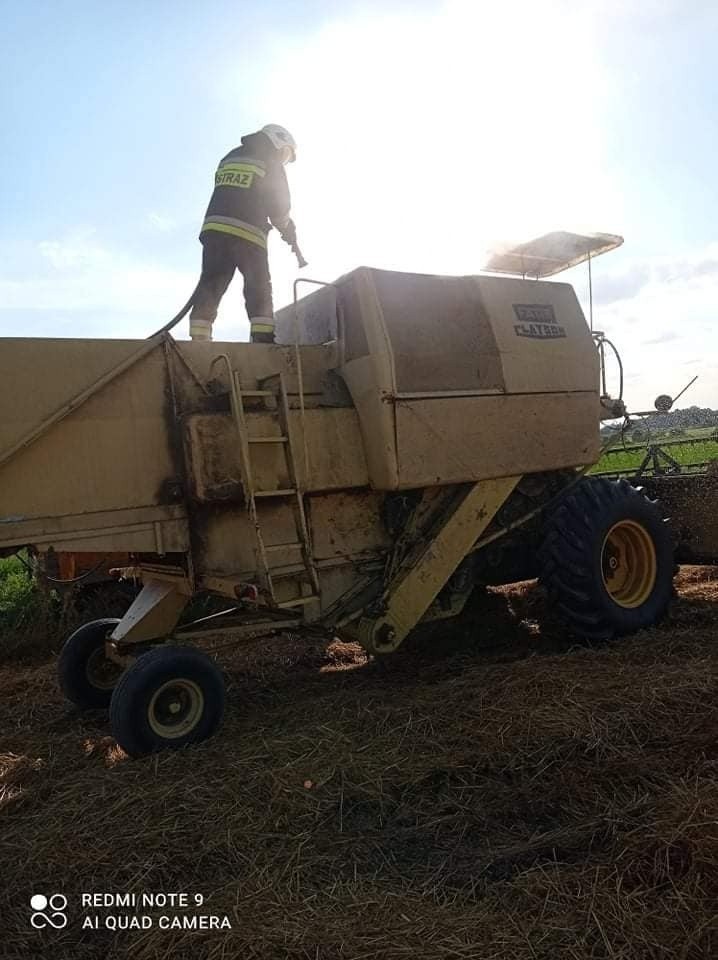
[291,242,308,269]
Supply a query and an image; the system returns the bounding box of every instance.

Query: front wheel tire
[109,646,225,758]
[539,477,674,640]
[58,618,123,708]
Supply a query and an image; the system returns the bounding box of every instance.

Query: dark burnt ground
[2,567,718,959]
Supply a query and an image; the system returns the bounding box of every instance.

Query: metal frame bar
[174,616,303,643]
[349,475,521,654]
[290,277,338,487]
[275,373,320,597]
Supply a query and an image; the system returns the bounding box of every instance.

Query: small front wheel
[109,646,225,757]
[58,618,123,709]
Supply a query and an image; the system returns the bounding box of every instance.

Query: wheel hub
[148,679,205,739]
[85,646,123,691]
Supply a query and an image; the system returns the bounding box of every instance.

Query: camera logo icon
[30,894,68,929]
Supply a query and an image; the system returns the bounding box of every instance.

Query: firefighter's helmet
[261,124,297,163]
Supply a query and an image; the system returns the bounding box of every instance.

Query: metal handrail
[290,277,337,489]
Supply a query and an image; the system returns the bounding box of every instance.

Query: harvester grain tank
[0,235,676,755]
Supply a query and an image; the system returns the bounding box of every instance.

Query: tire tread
[539,477,674,640]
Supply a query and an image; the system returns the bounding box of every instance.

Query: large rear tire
[109,646,225,758]
[539,477,674,640]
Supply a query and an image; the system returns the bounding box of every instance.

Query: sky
[1,0,717,410]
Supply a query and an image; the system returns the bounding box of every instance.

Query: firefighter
[189,124,299,344]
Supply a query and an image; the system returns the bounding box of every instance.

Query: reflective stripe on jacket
[201,215,268,248]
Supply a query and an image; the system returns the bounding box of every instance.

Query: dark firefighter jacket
[200,132,292,250]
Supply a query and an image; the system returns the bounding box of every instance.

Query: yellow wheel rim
[601,520,657,609]
[148,679,204,739]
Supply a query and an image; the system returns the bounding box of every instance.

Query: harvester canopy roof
[483,231,624,279]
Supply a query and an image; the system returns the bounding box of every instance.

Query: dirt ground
[2,567,718,959]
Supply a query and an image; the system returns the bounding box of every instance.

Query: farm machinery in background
[598,432,717,481]
[592,379,718,566]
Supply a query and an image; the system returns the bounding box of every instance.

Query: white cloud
[146,211,178,233]
[586,245,718,410]
[642,330,679,345]
[38,228,111,270]
[0,230,204,339]
[0,226,295,341]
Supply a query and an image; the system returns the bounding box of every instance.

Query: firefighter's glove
[280,219,297,246]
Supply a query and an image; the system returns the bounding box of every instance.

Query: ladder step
[265,542,303,552]
[267,562,312,577]
[253,488,297,498]
[242,390,274,398]
[248,436,288,444]
[277,594,320,609]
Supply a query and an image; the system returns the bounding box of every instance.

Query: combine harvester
[0,233,681,756]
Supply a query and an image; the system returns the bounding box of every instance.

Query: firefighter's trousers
[189,232,275,342]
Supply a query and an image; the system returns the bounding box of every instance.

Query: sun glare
[251,0,621,310]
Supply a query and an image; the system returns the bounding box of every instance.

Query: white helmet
[261,124,297,163]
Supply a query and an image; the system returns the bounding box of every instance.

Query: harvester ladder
[228,367,319,609]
